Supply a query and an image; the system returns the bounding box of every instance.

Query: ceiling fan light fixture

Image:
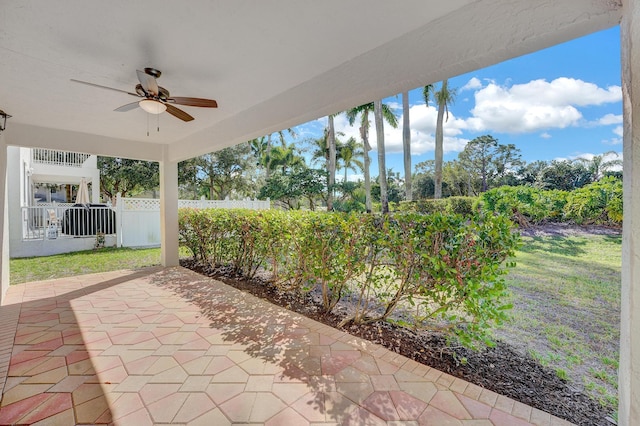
[139,99,166,114]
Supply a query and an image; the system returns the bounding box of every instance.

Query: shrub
[479,186,568,225]
[397,196,476,216]
[178,208,519,348]
[563,177,623,225]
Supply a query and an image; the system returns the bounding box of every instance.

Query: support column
[0,140,9,304]
[620,1,640,424]
[159,147,179,267]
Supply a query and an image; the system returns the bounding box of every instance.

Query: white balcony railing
[31,149,91,168]
[22,205,116,240]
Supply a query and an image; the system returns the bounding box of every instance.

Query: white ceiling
[0,0,621,162]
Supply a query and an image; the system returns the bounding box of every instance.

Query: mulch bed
[181,259,615,426]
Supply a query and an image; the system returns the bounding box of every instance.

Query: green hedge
[397,196,476,216]
[479,178,622,226]
[179,208,519,348]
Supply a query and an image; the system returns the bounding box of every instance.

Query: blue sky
[292,25,622,181]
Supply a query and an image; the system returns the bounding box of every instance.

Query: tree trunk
[327,115,336,211]
[434,79,447,199]
[374,100,388,214]
[265,134,272,179]
[402,91,412,201]
[362,125,372,213]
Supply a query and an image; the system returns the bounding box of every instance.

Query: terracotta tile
[336,381,374,405]
[389,390,428,420]
[1,383,52,406]
[530,408,552,426]
[46,374,93,392]
[22,365,68,384]
[72,383,106,405]
[449,378,469,394]
[266,407,310,426]
[249,392,287,422]
[290,391,327,422]
[478,389,499,407]
[211,365,249,383]
[463,383,483,400]
[370,374,400,391]
[430,391,472,420]
[398,381,437,404]
[19,392,72,424]
[418,405,463,425]
[342,406,387,425]
[31,407,75,426]
[179,375,212,392]
[511,401,533,421]
[218,392,255,422]
[74,394,111,424]
[110,393,146,420]
[113,406,153,426]
[490,408,535,426]
[494,395,515,413]
[362,391,400,421]
[139,383,182,405]
[456,393,492,419]
[187,407,232,426]
[0,393,51,424]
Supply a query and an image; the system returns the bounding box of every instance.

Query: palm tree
[338,137,364,182]
[264,128,297,178]
[327,114,337,211]
[434,80,455,199]
[374,99,399,214]
[268,144,304,174]
[346,102,397,212]
[402,91,412,201]
[576,151,622,182]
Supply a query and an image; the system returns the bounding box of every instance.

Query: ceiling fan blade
[70,79,140,97]
[114,101,140,112]
[168,97,218,108]
[166,104,194,122]
[137,70,159,96]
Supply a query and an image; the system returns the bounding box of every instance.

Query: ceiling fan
[70,68,217,122]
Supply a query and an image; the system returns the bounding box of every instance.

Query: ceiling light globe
[139,99,167,114]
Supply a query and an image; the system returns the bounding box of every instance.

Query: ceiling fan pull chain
[157,114,160,133]
[147,113,150,137]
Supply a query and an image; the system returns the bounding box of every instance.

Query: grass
[10,247,161,285]
[496,232,621,411]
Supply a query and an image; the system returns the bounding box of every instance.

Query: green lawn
[495,233,621,410]
[10,247,161,285]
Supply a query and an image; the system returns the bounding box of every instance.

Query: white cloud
[540,132,552,139]
[466,78,622,134]
[461,77,482,91]
[613,125,623,137]
[333,106,469,157]
[602,125,624,145]
[598,113,623,125]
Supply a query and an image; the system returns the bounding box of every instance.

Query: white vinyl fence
[115,195,270,247]
[18,196,269,252]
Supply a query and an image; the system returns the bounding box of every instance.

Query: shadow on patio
[0,267,569,425]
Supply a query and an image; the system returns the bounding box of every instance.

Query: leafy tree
[516,160,549,186]
[458,135,522,193]
[434,80,456,198]
[98,157,159,204]
[536,160,591,191]
[196,143,255,200]
[258,168,327,210]
[327,115,337,211]
[178,158,201,199]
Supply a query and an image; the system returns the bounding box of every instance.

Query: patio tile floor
[0,267,573,425]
